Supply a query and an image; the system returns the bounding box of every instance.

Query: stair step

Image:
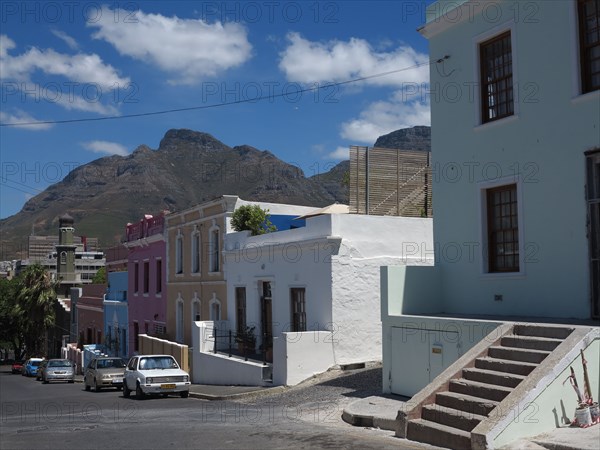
[488,346,550,364]
[436,391,499,416]
[422,404,486,432]
[462,367,526,388]
[513,325,574,340]
[475,357,538,376]
[449,378,512,402]
[407,418,471,449]
[501,335,563,352]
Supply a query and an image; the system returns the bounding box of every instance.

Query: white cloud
[326,146,350,160]
[51,29,79,50]
[82,140,129,156]
[88,7,253,85]
[0,34,129,90]
[279,33,429,87]
[341,99,430,144]
[0,110,53,131]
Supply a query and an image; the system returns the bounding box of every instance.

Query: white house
[191,212,432,386]
[381,1,600,447]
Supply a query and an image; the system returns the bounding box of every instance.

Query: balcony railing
[212,325,268,365]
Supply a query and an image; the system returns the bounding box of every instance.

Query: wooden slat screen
[349,146,432,217]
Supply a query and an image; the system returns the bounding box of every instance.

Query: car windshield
[139,357,178,370]
[97,359,126,369]
[48,360,71,367]
[31,361,42,367]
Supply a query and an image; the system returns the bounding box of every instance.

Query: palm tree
[16,265,59,356]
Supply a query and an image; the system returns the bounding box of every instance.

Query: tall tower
[56,213,77,286]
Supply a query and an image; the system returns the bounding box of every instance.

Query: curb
[341,408,397,432]
[189,385,288,401]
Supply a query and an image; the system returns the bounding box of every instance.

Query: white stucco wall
[423,1,599,318]
[273,331,336,386]
[225,214,434,382]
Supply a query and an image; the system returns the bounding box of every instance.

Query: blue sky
[0,1,433,219]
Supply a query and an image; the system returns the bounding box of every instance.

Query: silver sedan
[41,359,75,384]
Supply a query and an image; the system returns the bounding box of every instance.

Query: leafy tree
[0,277,25,360]
[15,265,59,357]
[92,267,106,284]
[231,205,277,236]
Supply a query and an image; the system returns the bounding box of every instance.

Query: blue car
[22,358,44,377]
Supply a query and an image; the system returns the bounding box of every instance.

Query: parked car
[22,358,44,377]
[11,361,24,374]
[84,357,126,391]
[123,355,190,399]
[40,359,75,383]
[36,360,48,380]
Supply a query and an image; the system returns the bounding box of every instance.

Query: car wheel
[123,380,131,398]
[162,393,169,398]
[93,378,101,392]
[68,380,74,384]
[180,391,189,398]
[84,377,91,391]
[135,382,145,400]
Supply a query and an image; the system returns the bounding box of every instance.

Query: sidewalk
[342,395,600,450]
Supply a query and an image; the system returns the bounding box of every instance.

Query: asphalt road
[0,366,418,449]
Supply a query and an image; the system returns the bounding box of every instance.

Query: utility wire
[0,60,436,128]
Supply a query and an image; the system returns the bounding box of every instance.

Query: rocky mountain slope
[0,126,430,260]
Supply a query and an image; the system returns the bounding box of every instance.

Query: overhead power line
[0,59,439,128]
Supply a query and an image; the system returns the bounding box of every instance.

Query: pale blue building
[103,271,129,358]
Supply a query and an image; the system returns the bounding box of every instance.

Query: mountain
[0,130,349,259]
[0,126,431,260]
[374,125,431,151]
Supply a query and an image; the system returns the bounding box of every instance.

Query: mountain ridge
[0,126,430,260]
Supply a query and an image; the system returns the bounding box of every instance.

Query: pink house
[125,213,168,355]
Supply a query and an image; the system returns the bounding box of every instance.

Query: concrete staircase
[405,325,573,449]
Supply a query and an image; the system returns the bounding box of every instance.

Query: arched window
[60,251,67,264]
[175,230,183,274]
[209,294,221,321]
[191,226,201,274]
[208,221,220,273]
[191,294,201,322]
[176,294,184,343]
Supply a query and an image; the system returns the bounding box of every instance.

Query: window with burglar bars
[236,287,247,334]
[290,288,306,332]
[487,184,519,273]
[578,0,600,93]
[480,31,514,123]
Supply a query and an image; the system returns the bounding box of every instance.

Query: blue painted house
[103,271,129,357]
